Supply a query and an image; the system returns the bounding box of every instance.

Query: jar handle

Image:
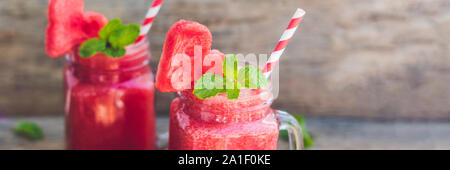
[276,110,304,150]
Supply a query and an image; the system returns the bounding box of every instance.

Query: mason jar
[64,40,156,150]
[169,87,302,150]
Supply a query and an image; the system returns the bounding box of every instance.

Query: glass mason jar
[64,40,156,150]
[169,87,303,150]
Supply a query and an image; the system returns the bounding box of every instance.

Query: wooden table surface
[1,117,449,150]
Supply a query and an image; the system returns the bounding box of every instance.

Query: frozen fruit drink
[64,41,156,150]
[169,89,279,150]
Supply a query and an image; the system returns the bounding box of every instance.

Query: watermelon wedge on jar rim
[45,0,107,58]
[155,20,226,92]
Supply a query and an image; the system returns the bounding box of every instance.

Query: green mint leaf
[225,77,240,99]
[99,18,124,40]
[194,56,268,100]
[109,24,140,49]
[193,73,225,100]
[78,38,106,58]
[224,77,236,92]
[223,54,238,79]
[226,88,240,99]
[102,47,126,58]
[237,65,268,89]
[82,19,140,59]
[223,55,241,99]
[13,121,44,141]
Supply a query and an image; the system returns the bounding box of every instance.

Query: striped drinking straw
[135,0,164,44]
[262,8,306,78]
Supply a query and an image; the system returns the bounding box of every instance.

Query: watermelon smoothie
[155,20,303,150]
[169,88,280,150]
[64,40,156,150]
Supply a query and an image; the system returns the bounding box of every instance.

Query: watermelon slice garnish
[155,20,216,92]
[203,49,226,76]
[45,0,107,58]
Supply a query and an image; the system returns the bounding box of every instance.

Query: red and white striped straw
[262,8,305,78]
[135,0,164,44]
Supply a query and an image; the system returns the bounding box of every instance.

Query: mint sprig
[237,65,267,89]
[193,73,226,100]
[78,39,106,58]
[13,121,44,141]
[193,54,268,100]
[79,18,140,58]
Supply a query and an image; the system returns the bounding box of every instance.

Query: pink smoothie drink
[156,20,301,150]
[65,41,156,150]
[46,0,160,150]
[169,89,279,150]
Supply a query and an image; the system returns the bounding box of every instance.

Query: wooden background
[0,0,449,119]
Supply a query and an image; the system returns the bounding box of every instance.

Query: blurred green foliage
[279,114,314,149]
[13,121,44,140]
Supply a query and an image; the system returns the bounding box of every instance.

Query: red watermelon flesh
[45,0,107,58]
[156,20,213,92]
[203,49,226,76]
[82,12,108,39]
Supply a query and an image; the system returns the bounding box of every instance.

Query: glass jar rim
[176,86,274,123]
[66,38,150,71]
[178,84,274,107]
